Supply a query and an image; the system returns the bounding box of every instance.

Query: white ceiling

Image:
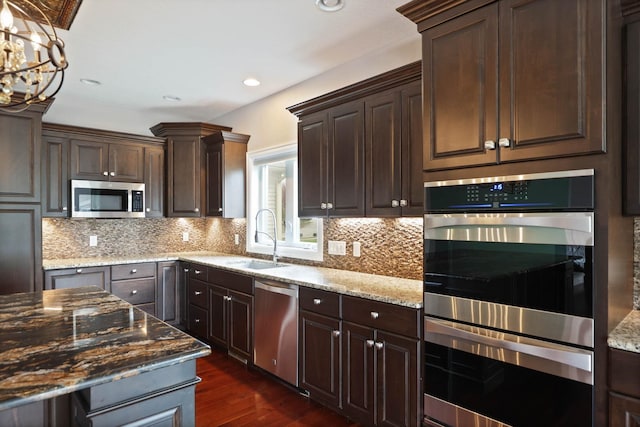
[42,0,419,135]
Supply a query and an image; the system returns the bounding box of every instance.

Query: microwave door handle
[424,318,592,373]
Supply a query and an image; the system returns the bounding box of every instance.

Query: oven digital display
[490,183,504,192]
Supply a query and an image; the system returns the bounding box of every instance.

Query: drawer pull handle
[370,311,379,319]
[195,318,200,323]
[62,206,68,211]
[131,269,137,274]
[194,208,200,213]
[366,339,375,348]
[332,330,340,337]
[375,342,384,350]
[131,290,138,295]
[195,270,202,275]
[313,298,321,305]
[76,268,82,273]
[194,291,202,296]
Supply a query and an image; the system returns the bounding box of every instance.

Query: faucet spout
[255,208,278,264]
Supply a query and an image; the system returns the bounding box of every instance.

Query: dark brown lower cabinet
[208,284,253,361]
[610,348,640,426]
[299,310,342,410]
[157,261,180,325]
[44,266,110,291]
[342,321,420,427]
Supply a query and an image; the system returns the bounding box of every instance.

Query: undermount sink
[228,260,287,270]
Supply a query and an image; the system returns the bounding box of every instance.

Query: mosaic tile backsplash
[43,217,423,280]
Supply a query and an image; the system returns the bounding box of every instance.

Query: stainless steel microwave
[71,180,145,218]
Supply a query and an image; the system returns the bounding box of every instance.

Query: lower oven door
[424,317,593,427]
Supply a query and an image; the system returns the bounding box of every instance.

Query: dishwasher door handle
[255,280,298,297]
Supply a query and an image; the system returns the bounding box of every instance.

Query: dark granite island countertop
[0,286,210,425]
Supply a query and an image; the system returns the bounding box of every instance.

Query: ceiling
[40,0,419,135]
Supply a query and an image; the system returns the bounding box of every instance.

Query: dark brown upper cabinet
[365,80,423,216]
[624,4,640,215]
[202,131,250,218]
[289,61,422,218]
[404,0,605,171]
[144,146,165,218]
[70,138,145,182]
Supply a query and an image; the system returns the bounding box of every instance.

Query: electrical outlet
[182,232,189,242]
[89,235,98,247]
[234,234,240,245]
[328,240,346,255]
[353,241,361,257]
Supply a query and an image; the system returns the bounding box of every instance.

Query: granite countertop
[0,286,210,411]
[43,252,424,308]
[608,310,640,354]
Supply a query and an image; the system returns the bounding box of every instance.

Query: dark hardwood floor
[195,348,360,426]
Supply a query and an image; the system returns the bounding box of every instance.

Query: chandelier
[0,0,67,111]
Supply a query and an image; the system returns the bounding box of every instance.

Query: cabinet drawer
[610,348,640,398]
[111,262,156,281]
[111,278,155,305]
[188,280,208,309]
[209,267,252,294]
[188,304,208,338]
[342,295,420,338]
[190,264,208,282]
[300,287,341,318]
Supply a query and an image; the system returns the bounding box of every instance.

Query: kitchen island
[0,286,210,426]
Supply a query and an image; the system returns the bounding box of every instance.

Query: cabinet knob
[484,140,496,150]
[62,206,68,211]
[391,199,399,208]
[326,202,333,210]
[110,171,116,177]
[498,138,511,148]
[366,339,375,348]
[102,171,108,176]
[370,311,379,319]
[400,199,407,207]
[194,269,202,275]
[183,268,190,273]
[194,208,200,213]
[195,318,200,323]
[131,269,137,274]
[321,203,327,210]
[313,298,321,305]
[131,289,138,295]
[375,342,384,350]
[194,290,202,296]
[332,330,340,337]
[76,268,82,273]
[224,295,232,301]
[146,208,151,212]
[218,208,223,212]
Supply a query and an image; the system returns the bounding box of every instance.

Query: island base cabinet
[72,360,199,427]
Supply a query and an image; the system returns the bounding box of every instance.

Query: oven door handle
[425,317,593,383]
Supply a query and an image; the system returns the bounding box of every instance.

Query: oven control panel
[425,170,594,212]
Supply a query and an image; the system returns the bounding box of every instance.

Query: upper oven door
[423,212,594,319]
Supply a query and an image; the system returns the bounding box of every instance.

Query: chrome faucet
[254,208,278,264]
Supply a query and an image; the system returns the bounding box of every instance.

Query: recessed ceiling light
[243,78,261,87]
[80,78,101,86]
[316,0,344,12]
[162,95,181,102]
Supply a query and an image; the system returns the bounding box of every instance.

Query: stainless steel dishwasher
[253,279,299,386]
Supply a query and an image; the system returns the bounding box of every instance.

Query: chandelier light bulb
[30,31,41,51]
[0,1,13,30]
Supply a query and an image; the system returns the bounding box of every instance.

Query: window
[247,144,323,261]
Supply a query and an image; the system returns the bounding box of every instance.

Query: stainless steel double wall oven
[422,170,595,427]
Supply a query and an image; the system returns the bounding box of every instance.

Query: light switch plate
[353,241,361,257]
[182,232,189,242]
[328,240,346,255]
[89,235,97,247]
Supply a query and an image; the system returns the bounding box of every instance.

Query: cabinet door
[0,205,42,294]
[109,144,144,182]
[144,146,165,217]
[167,136,202,217]
[44,266,109,291]
[42,134,69,217]
[329,101,365,216]
[422,3,499,170]
[610,392,640,427]
[205,143,223,216]
[298,111,328,217]
[498,0,604,162]
[157,261,178,324]
[228,290,253,360]
[70,139,110,181]
[208,284,228,348]
[300,310,341,409]
[376,331,420,427]
[0,112,41,203]
[625,19,640,215]
[366,91,402,216]
[342,321,375,426]
[401,81,424,216]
